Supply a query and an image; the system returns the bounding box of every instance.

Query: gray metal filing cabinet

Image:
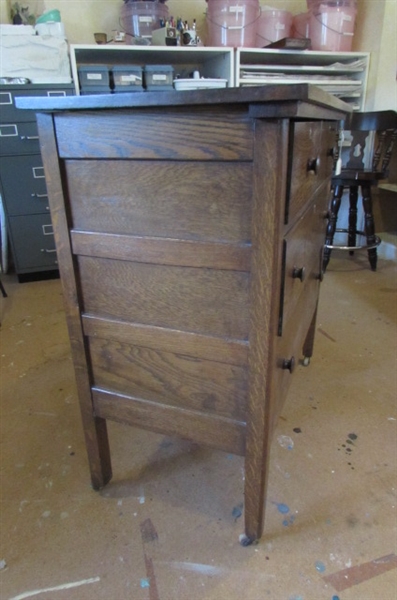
[0,83,74,278]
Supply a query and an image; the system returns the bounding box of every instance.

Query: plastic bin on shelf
[291,12,310,39]
[112,66,143,92]
[206,0,260,48]
[256,8,292,47]
[308,0,357,51]
[120,0,169,43]
[78,65,110,89]
[144,65,174,91]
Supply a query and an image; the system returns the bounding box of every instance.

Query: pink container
[256,8,292,47]
[291,12,310,39]
[206,0,260,47]
[120,1,169,44]
[309,1,357,51]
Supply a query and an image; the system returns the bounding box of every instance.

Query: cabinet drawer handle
[20,135,39,141]
[292,266,305,282]
[41,248,56,253]
[282,357,295,373]
[307,157,319,175]
[32,167,45,179]
[0,92,12,105]
[31,193,48,198]
[42,224,53,236]
[0,124,18,137]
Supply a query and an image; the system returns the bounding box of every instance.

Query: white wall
[354,0,396,110]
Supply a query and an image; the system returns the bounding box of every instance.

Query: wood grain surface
[66,160,253,242]
[89,338,248,421]
[78,257,250,339]
[55,109,253,160]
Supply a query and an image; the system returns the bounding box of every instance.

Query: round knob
[307,157,319,175]
[282,357,295,373]
[292,266,305,282]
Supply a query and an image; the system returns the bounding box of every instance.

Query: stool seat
[323,110,397,272]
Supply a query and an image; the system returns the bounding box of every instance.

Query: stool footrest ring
[325,229,382,251]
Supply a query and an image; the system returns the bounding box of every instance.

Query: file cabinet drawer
[0,87,73,123]
[0,155,48,215]
[8,214,57,271]
[0,121,40,155]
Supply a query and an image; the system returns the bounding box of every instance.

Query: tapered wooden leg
[241,119,286,545]
[348,185,358,254]
[323,184,344,272]
[303,302,319,362]
[85,417,112,490]
[361,183,378,271]
[0,279,7,298]
[243,424,272,545]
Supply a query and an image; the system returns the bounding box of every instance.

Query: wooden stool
[323,110,397,272]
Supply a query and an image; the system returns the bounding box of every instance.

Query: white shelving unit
[236,49,370,111]
[70,45,235,94]
[69,45,370,111]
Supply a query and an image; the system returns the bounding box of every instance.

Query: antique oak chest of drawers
[17,86,348,544]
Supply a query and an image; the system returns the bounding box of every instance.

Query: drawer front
[0,87,73,123]
[272,184,329,426]
[279,184,328,337]
[272,295,316,430]
[286,121,335,225]
[0,122,40,155]
[8,214,57,271]
[0,155,48,215]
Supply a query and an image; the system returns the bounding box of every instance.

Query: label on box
[153,74,167,81]
[87,73,103,80]
[121,75,141,82]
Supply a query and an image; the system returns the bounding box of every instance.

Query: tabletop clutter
[119,0,358,51]
[79,0,358,95]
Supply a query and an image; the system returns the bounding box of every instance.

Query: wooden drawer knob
[282,356,295,373]
[307,157,319,175]
[292,266,305,282]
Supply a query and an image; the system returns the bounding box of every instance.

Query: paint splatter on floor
[315,560,326,573]
[232,503,243,521]
[277,435,294,450]
[337,432,359,469]
[275,502,290,514]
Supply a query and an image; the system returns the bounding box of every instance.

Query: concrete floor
[0,245,396,600]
